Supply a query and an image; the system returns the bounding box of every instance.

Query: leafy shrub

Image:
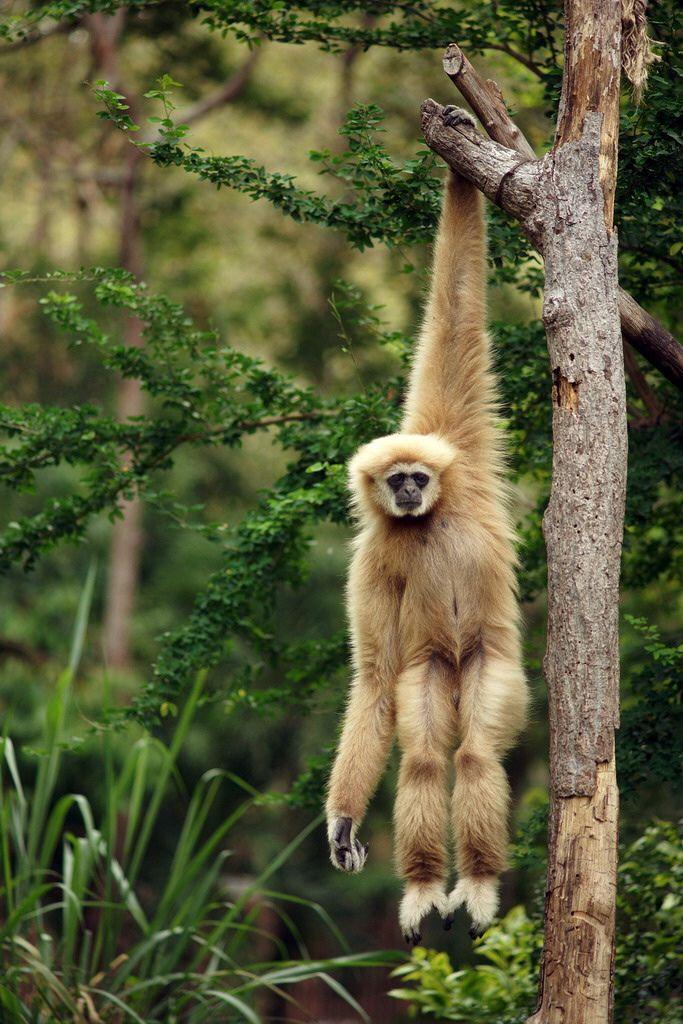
[389,907,540,1022]
[391,822,682,1022]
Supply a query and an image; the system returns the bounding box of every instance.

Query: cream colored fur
[326,166,529,942]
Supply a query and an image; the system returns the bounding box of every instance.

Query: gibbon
[325,106,528,945]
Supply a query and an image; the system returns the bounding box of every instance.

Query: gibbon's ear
[348,433,457,500]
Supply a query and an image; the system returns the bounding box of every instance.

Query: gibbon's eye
[387,473,406,490]
[412,472,430,489]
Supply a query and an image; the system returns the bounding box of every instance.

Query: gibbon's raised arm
[401,166,498,460]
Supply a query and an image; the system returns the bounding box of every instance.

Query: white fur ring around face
[399,881,449,946]
[445,876,499,938]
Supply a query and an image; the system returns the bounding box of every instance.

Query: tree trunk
[529,2,625,1021]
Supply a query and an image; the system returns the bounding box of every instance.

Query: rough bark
[530,1,625,1019]
[555,4,621,226]
[538,108,625,795]
[437,42,683,390]
[531,761,618,1023]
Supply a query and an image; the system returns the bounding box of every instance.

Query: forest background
[0,2,680,1021]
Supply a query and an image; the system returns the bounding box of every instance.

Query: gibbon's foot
[441,104,477,131]
[444,876,499,938]
[399,881,448,946]
[328,816,368,873]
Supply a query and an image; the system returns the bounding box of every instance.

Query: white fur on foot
[399,881,448,939]
[447,876,499,933]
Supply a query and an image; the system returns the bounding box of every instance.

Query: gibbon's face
[376,462,441,518]
[348,433,457,523]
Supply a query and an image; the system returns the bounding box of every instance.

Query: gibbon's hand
[328,816,368,873]
[441,104,477,131]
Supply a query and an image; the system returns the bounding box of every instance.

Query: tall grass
[0,568,397,1021]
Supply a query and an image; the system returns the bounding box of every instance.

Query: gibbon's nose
[396,484,422,509]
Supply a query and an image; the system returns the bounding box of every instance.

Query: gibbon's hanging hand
[328,816,368,873]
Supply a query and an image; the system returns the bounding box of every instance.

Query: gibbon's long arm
[401,158,498,460]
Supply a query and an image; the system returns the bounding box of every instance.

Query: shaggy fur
[326,162,529,942]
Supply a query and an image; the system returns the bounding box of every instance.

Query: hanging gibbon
[325,106,529,945]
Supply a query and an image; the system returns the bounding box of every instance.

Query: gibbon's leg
[326,671,395,874]
[394,656,456,945]
[446,649,528,937]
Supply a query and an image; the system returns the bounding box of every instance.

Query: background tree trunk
[84,11,147,671]
[89,20,260,669]
[102,144,146,671]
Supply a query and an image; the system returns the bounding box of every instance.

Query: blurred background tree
[0,2,680,1020]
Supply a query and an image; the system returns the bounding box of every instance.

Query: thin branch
[180,411,333,443]
[485,41,545,78]
[176,47,262,128]
[0,636,47,664]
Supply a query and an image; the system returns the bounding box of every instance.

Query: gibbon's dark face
[379,462,440,518]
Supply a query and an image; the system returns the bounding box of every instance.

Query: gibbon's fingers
[399,881,449,945]
[328,816,368,873]
[445,875,499,937]
[441,104,477,131]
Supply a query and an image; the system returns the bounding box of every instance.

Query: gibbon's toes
[328,816,368,873]
[441,104,477,130]
[399,881,448,943]
[404,928,422,947]
[446,876,499,937]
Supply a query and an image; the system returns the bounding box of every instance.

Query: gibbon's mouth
[396,499,422,511]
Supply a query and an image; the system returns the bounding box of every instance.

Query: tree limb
[420,99,541,233]
[438,42,683,390]
[618,288,683,390]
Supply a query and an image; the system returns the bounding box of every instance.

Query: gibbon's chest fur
[350,509,486,671]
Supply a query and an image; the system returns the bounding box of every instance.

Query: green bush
[390,906,540,1022]
[391,822,682,1023]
